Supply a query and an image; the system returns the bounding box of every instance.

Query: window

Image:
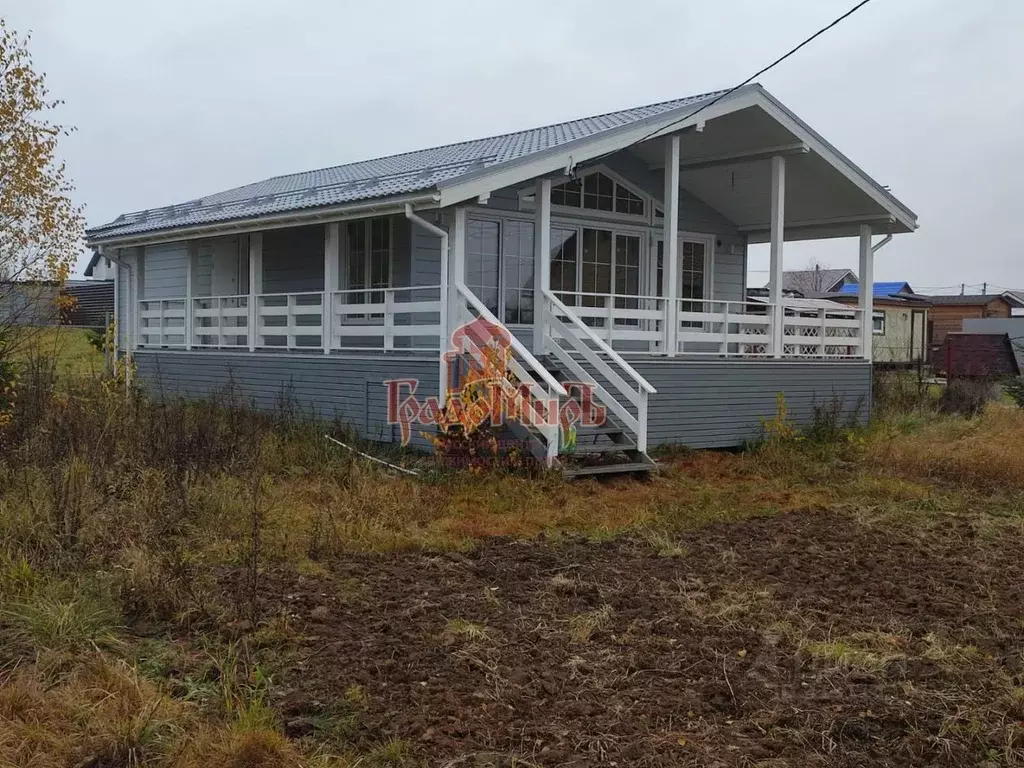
[503,220,534,325]
[466,219,500,316]
[656,238,709,328]
[872,311,886,335]
[550,228,578,304]
[550,172,646,217]
[580,228,613,307]
[346,217,392,305]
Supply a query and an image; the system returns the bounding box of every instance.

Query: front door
[653,235,712,310]
[466,217,536,326]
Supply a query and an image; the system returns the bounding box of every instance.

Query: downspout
[404,204,449,405]
[872,234,893,254]
[98,245,134,392]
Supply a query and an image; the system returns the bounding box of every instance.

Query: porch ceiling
[632,105,914,242]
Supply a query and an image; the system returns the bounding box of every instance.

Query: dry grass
[865,406,1024,492]
[3,357,1024,764]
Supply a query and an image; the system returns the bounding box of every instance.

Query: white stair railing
[453,283,567,466]
[544,290,656,454]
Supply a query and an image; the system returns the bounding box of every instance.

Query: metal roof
[922,294,1024,307]
[86,90,728,242]
[837,281,912,297]
[780,269,856,293]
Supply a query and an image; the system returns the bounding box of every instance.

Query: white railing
[332,285,443,351]
[553,291,666,351]
[545,291,656,453]
[137,299,186,348]
[192,295,249,349]
[781,303,863,358]
[675,298,773,356]
[454,283,567,466]
[256,292,324,349]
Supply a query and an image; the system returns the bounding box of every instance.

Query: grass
[1,360,1024,764]
[10,326,105,379]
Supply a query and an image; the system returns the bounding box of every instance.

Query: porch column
[450,207,467,327]
[185,242,196,350]
[134,247,145,351]
[324,223,339,354]
[533,178,552,356]
[858,224,873,361]
[768,155,786,358]
[663,135,680,356]
[248,232,262,352]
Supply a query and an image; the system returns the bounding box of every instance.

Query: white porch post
[324,223,339,354]
[663,135,680,356]
[133,247,145,351]
[185,242,196,350]
[248,232,262,352]
[858,223,874,361]
[533,178,552,356]
[450,207,467,325]
[768,155,786,358]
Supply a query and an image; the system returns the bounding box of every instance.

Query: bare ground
[207,507,1024,767]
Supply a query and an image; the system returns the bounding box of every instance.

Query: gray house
[85,84,917,476]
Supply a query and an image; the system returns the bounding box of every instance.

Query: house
[825,282,929,365]
[780,268,858,295]
[84,84,918,475]
[920,294,1024,360]
[83,251,118,280]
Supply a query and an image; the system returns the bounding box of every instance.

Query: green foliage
[1004,376,1024,409]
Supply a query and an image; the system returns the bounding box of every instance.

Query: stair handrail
[455,282,567,398]
[544,290,656,395]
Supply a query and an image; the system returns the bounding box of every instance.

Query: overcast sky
[4,0,1023,291]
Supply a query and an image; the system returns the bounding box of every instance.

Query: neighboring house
[825,282,929,364]
[84,84,918,476]
[84,251,117,280]
[780,268,858,295]
[962,317,1024,372]
[920,294,1024,358]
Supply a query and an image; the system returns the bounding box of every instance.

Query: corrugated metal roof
[837,281,912,297]
[87,90,727,242]
[780,269,856,293]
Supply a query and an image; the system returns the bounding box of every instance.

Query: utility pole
[960,283,965,295]
[982,282,987,295]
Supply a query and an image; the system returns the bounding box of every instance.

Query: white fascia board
[435,87,762,208]
[752,87,918,233]
[86,191,441,248]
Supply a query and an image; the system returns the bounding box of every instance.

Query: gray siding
[410,213,445,286]
[115,247,139,350]
[134,351,440,450]
[263,225,324,293]
[631,359,872,448]
[143,242,188,299]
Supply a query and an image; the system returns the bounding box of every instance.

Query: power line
[581,0,876,172]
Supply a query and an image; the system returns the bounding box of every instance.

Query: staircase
[543,358,658,479]
[452,282,658,479]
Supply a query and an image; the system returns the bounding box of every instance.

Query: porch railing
[137,299,186,348]
[332,285,443,351]
[192,295,249,349]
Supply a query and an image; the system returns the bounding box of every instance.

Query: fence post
[720,301,729,355]
[818,308,827,357]
[384,289,395,352]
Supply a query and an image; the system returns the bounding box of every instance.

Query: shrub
[1004,376,1024,409]
[938,378,995,418]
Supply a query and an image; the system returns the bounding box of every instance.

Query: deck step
[571,442,637,455]
[563,460,657,479]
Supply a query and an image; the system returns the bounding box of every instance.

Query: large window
[656,238,709,328]
[346,217,392,304]
[550,172,645,217]
[551,226,644,321]
[466,217,536,324]
[466,219,500,316]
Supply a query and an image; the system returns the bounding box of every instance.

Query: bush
[1004,376,1024,409]
[938,378,995,418]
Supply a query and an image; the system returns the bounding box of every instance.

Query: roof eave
[86,190,441,248]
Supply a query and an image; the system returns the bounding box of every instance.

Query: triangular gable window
[551,172,646,217]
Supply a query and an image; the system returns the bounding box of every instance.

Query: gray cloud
[5,0,1023,290]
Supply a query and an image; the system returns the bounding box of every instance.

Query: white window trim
[872,309,886,335]
[341,216,394,292]
[518,165,655,225]
[650,231,715,302]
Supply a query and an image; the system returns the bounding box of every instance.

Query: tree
[0,18,84,352]
[787,260,835,294]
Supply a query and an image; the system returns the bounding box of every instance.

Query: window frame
[520,165,655,225]
[872,310,886,335]
[341,216,394,320]
[465,212,538,326]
